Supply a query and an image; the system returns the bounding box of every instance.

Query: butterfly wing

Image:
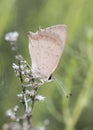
[45,25,67,47]
[28,25,67,81]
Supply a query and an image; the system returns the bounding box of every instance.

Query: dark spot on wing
[48,74,52,80]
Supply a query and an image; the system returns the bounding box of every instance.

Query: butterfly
[28,25,67,82]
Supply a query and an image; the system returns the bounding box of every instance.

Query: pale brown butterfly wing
[45,25,67,47]
[28,25,67,81]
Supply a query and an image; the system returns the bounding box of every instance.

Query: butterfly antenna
[54,76,72,98]
[54,76,67,97]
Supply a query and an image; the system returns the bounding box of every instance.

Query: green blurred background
[0,0,93,129]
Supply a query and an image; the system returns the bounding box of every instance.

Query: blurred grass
[0,0,93,130]
[0,0,16,39]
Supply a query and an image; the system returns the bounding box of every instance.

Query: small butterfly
[28,25,67,82]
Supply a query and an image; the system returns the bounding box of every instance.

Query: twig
[4,32,45,130]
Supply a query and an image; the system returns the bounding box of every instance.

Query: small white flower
[12,63,19,70]
[6,109,15,119]
[15,55,23,61]
[21,71,25,75]
[25,69,31,74]
[20,60,27,64]
[20,65,24,70]
[5,32,19,42]
[13,105,19,112]
[17,94,23,99]
[24,84,32,87]
[35,95,45,101]
[26,90,35,96]
[24,78,30,82]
